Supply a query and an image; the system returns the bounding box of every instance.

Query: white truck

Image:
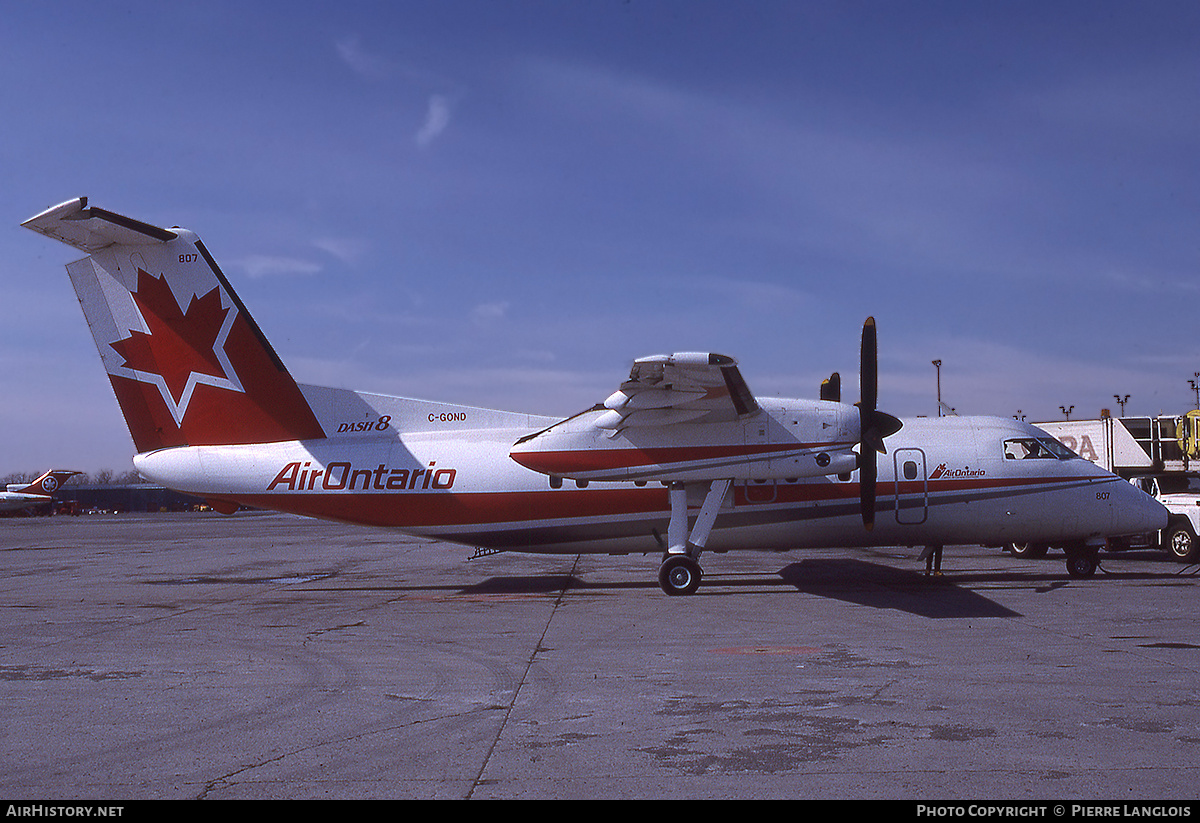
[1035,413,1200,563]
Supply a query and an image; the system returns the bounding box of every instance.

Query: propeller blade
[860,317,877,413]
[856,316,894,531]
[859,450,877,531]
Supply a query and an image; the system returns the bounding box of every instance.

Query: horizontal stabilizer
[22,197,176,253]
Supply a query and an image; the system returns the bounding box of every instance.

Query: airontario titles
[267,461,457,492]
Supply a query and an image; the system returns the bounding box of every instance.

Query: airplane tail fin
[7,470,81,497]
[22,198,327,452]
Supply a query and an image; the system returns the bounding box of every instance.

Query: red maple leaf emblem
[110,269,231,404]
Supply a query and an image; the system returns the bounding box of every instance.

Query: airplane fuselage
[0,492,54,512]
[132,392,1163,556]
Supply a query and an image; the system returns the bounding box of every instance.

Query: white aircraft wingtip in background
[22,198,1168,594]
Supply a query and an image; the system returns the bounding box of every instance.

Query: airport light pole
[1060,405,1074,420]
[1114,395,1130,417]
[932,360,942,418]
[1191,375,1200,409]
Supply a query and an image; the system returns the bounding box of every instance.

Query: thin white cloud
[334,33,461,148]
[471,300,510,321]
[235,255,322,279]
[335,35,391,81]
[313,236,368,265]
[688,275,812,313]
[416,94,453,147]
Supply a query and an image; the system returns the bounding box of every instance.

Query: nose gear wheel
[658,554,702,596]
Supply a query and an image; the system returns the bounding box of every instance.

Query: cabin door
[893,448,928,525]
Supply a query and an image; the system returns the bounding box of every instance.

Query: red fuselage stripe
[222,474,1080,530]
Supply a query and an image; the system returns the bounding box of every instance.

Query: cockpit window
[1004,437,1077,460]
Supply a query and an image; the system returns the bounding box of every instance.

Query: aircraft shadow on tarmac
[777,559,1021,619]
[462,575,587,595]
[446,552,1195,616]
[456,564,1015,618]
[460,559,1022,618]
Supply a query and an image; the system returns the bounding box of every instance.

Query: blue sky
[2,1,1198,473]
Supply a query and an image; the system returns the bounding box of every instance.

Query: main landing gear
[657,479,731,596]
[1004,540,1102,579]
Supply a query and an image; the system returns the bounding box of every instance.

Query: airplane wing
[594,353,760,431]
[508,352,842,483]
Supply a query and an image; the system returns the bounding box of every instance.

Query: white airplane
[22,197,1167,593]
[0,469,80,513]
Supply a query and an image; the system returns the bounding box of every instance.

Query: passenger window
[903,461,918,480]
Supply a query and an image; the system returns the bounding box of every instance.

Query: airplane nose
[1113,481,1169,535]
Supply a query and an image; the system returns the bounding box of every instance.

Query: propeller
[856,317,903,530]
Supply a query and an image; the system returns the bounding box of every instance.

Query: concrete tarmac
[1,511,1198,800]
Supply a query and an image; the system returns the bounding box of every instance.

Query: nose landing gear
[656,480,729,595]
[658,554,703,596]
[1064,544,1100,578]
